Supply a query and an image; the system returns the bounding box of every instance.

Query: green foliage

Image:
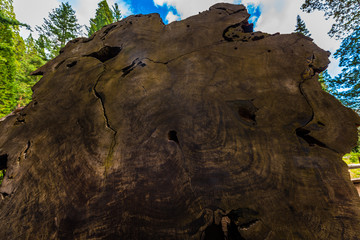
[112,3,122,22]
[0,0,18,117]
[295,15,311,37]
[344,152,360,164]
[15,34,45,107]
[35,34,51,61]
[318,29,360,113]
[318,72,328,92]
[0,11,30,29]
[0,0,45,118]
[332,29,360,112]
[0,169,5,185]
[88,0,114,36]
[343,152,360,179]
[0,0,15,18]
[87,0,122,36]
[352,129,360,153]
[301,0,360,39]
[36,2,81,60]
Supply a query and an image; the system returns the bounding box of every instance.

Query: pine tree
[112,3,122,22]
[0,0,18,117]
[295,15,311,37]
[88,0,114,36]
[35,34,51,61]
[15,34,45,107]
[0,1,46,118]
[87,0,122,36]
[36,2,81,60]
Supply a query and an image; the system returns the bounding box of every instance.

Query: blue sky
[65,0,260,26]
[13,0,341,75]
[68,0,181,24]
[121,0,180,22]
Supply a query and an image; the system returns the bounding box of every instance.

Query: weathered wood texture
[1,3,360,239]
[354,183,360,195]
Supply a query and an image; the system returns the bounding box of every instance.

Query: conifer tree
[16,34,45,107]
[112,3,122,22]
[88,0,114,36]
[0,0,18,116]
[35,34,51,61]
[87,0,122,36]
[295,15,311,37]
[0,1,46,118]
[36,2,81,60]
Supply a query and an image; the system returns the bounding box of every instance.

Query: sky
[13,0,342,76]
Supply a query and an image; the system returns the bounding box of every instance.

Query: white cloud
[153,0,236,18]
[13,0,60,38]
[114,0,133,17]
[165,11,180,23]
[73,0,100,27]
[242,0,341,75]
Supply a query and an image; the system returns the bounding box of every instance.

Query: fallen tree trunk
[1,3,360,239]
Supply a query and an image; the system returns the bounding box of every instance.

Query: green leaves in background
[87,0,122,36]
[0,0,21,117]
[0,0,44,118]
[36,2,82,60]
[0,170,5,185]
[326,29,360,113]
